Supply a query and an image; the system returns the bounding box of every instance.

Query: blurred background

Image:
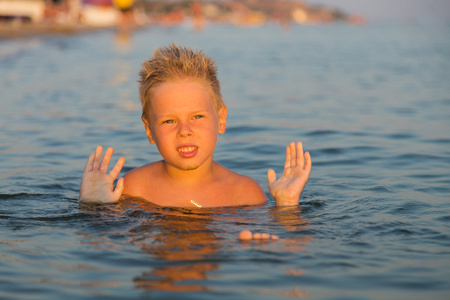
[1,0,449,39]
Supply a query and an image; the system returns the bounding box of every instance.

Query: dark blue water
[1,24,449,299]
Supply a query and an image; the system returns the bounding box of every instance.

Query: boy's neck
[161,160,216,185]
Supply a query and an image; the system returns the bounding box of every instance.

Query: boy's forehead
[148,80,216,116]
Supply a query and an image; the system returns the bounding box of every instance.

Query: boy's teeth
[178,147,197,153]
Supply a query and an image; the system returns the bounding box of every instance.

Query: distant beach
[0,0,365,39]
[0,22,105,39]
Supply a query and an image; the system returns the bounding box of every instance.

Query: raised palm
[267,142,311,206]
[79,146,126,204]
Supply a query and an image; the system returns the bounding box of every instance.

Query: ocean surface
[1,23,449,299]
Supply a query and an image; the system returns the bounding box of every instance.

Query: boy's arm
[267,142,311,206]
[79,146,126,204]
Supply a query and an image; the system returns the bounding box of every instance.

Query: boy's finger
[113,177,125,200]
[100,147,114,172]
[267,169,277,185]
[109,157,126,179]
[284,145,291,169]
[289,142,296,168]
[296,142,304,167]
[93,145,103,170]
[304,151,312,172]
[83,152,95,172]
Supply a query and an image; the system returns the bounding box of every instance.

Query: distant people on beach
[191,1,204,31]
[67,0,81,25]
[113,0,135,32]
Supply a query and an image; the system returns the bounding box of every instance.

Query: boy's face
[143,79,227,172]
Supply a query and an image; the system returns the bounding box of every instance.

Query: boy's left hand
[267,142,311,206]
[79,146,125,204]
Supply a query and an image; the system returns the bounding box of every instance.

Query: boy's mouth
[178,146,197,153]
[178,146,198,158]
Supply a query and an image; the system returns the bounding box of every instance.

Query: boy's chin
[186,166,199,171]
[164,161,200,171]
[183,162,202,171]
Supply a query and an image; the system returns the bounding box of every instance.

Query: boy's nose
[177,122,193,138]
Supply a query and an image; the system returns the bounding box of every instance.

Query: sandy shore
[0,22,111,39]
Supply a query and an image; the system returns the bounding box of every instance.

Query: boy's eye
[193,115,203,120]
[163,120,174,124]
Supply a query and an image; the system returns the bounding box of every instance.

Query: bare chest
[138,181,237,208]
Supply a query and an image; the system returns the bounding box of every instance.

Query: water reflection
[130,208,219,292]
[79,199,313,294]
[114,31,133,53]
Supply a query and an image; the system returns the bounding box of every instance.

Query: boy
[79,44,311,208]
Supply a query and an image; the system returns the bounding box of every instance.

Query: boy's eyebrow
[191,109,210,115]
[153,109,211,119]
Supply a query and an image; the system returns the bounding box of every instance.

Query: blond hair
[138,44,224,121]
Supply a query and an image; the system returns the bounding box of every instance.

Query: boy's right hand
[79,146,126,204]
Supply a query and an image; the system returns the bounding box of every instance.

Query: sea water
[0,23,449,299]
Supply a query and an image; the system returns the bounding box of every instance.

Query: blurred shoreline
[0,22,107,39]
[0,0,366,40]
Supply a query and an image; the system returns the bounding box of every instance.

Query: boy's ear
[218,106,227,134]
[141,116,155,144]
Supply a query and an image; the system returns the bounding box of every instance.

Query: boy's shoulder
[214,164,267,206]
[122,161,162,196]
